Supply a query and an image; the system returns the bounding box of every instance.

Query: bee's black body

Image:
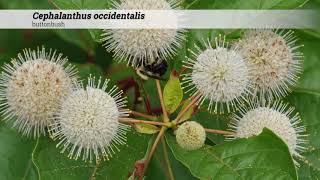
[136,58,168,80]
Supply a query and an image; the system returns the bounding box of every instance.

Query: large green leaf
[33,128,151,179]
[0,123,38,180]
[32,137,94,180]
[295,33,320,93]
[93,130,151,179]
[287,92,320,179]
[167,129,297,180]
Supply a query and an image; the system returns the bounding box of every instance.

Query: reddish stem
[117,77,141,106]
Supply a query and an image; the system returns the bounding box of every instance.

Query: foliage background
[0,0,319,180]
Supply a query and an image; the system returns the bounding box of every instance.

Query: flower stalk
[140,126,167,180]
[174,92,201,124]
[156,79,170,122]
[119,118,167,126]
[204,128,235,136]
[129,110,158,121]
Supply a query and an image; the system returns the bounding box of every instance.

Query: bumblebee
[136,58,168,80]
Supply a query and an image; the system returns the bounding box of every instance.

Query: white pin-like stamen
[233,29,303,99]
[182,36,251,114]
[0,47,77,138]
[49,76,130,162]
[101,0,184,67]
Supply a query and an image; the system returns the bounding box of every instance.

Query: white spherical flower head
[102,0,184,67]
[176,121,206,151]
[50,77,129,162]
[234,29,303,99]
[182,36,250,113]
[0,47,77,138]
[229,101,307,163]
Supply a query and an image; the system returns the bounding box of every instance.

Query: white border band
[0,10,318,29]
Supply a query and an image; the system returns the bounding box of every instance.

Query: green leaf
[298,148,320,180]
[53,29,95,54]
[49,0,108,46]
[191,109,229,145]
[163,70,183,114]
[32,138,94,180]
[0,123,38,180]
[50,0,108,9]
[167,129,298,180]
[288,92,320,148]
[134,124,160,134]
[300,29,320,39]
[213,0,308,9]
[0,0,50,8]
[295,33,320,93]
[184,0,308,9]
[33,128,151,180]
[287,92,320,179]
[93,130,151,179]
[89,29,104,43]
[285,31,320,179]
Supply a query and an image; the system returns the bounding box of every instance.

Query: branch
[155,80,169,122]
[162,138,175,180]
[119,118,167,126]
[129,110,157,121]
[135,73,152,114]
[89,160,101,180]
[204,128,235,136]
[175,92,201,124]
[140,127,167,180]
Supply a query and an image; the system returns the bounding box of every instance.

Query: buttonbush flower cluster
[50,76,129,162]
[233,29,303,99]
[228,100,307,165]
[0,47,77,138]
[182,36,251,113]
[102,0,184,67]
